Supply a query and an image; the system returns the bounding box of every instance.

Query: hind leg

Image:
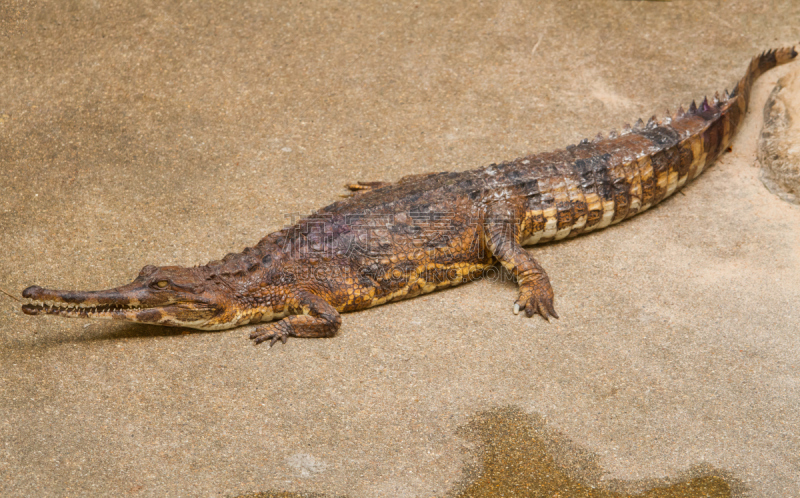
[484,206,558,320]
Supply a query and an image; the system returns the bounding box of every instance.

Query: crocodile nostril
[22,286,42,299]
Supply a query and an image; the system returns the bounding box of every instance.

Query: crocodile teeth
[26,298,143,314]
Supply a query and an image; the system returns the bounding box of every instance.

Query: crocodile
[22,47,798,346]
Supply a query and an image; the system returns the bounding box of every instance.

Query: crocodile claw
[514,287,558,321]
[250,323,290,347]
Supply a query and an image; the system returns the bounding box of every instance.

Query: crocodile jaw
[21,284,225,330]
[22,299,143,320]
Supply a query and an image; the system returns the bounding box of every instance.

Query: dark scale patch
[61,291,94,303]
[387,222,411,236]
[432,249,457,266]
[538,192,555,215]
[725,101,742,135]
[505,169,524,181]
[395,259,418,275]
[592,154,614,202]
[650,150,669,193]
[518,179,540,196]
[635,126,681,148]
[556,201,574,230]
[540,162,560,178]
[410,204,432,217]
[425,233,451,249]
[244,257,260,273]
[403,192,423,205]
[524,211,547,234]
[406,280,424,298]
[375,274,406,295]
[136,308,163,323]
[574,153,612,199]
[640,158,657,207]
[703,117,724,162]
[586,208,603,227]
[677,140,694,178]
[578,155,614,228]
[611,174,630,222]
[578,173,596,194]
[524,188,543,215]
[658,145,682,201]
[650,149,670,204]
[662,145,680,177]
[571,199,588,222]
[269,271,296,286]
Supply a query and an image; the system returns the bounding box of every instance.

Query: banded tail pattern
[517,46,798,246]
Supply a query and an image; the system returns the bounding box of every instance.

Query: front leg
[250,292,342,347]
[485,206,558,320]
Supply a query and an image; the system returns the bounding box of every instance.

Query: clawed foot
[513,284,558,320]
[250,323,291,347]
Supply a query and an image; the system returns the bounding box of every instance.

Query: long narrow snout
[21,275,225,329]
[22,284,148,320]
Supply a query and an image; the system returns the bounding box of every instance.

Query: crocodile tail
[731,46,798,112]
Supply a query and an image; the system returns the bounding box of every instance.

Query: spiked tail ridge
[730,45,798,113]
[621,46,799,224]
[515,47,798,247]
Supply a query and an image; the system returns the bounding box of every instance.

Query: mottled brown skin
[22,47,798,346]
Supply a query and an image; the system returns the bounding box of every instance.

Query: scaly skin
[22,47,798,346]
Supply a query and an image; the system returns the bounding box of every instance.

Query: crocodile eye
[156,280,168,288]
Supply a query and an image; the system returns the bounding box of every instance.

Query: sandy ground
[1,1,799,496]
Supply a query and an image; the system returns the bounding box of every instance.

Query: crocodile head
[21,264,244,330]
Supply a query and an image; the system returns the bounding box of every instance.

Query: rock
[758,68,800,205]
